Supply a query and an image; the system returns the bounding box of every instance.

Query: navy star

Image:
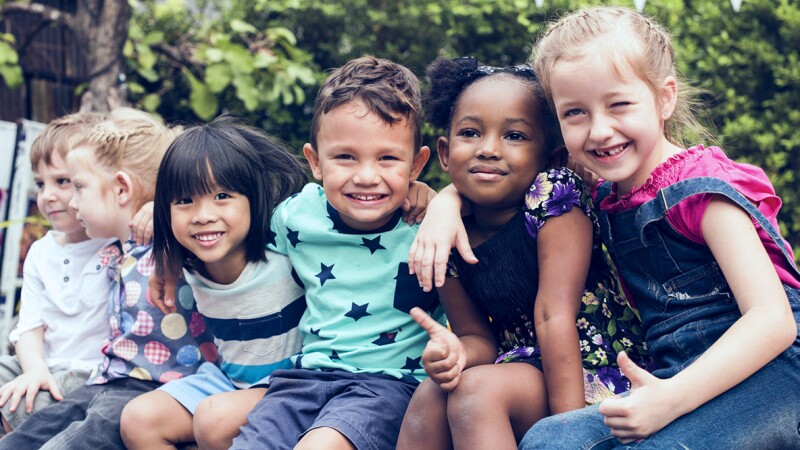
[402,356,422,373]
[315,263,336,286]
[344,302,371,321]
[330,350,341,360]
[287,227,302,247]
[372,330,398,346]
[360,236,386,254]
[266,229,277,247]
[310,327,321,336]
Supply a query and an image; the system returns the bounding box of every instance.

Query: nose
[475,135,501,160]
[353,162,380,186]
[191,198,218,224]
[588,113,614,144]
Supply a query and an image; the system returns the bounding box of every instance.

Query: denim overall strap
[595,181,614,253]
[634,176,800,280]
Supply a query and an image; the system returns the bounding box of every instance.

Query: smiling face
[170,185,251,284]
[439,76,547,216]
[304,100,430,231]
[549,48,679,195]
[33,152,88,244]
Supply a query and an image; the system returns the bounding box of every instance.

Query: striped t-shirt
[183,250,305,388]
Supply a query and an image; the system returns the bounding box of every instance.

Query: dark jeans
[0,377,158,450]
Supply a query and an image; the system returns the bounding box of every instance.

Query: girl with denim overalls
[514,6,800,449]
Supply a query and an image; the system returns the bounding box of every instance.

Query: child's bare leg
[447,364,548,450]
[120,390,194,450]
[193,387,266,450]
[295,427,355,450]
[396,378,451,450]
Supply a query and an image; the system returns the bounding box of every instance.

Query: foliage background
[2,0,798,259]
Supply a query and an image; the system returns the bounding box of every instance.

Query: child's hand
[130,201,154,246]
[565,154,599,189]
[408,187,476,292]
[410,307,466,392]
[149,271,178,314]
[599,352,679,442]
[0,370,62,413]
[402,181,436,225]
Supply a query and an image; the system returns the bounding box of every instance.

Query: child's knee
[193,397,233,448]
[120,395,156,442]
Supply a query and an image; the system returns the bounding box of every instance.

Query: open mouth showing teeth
[194,232,223,242]
[347,194,386,201]
[592,143,629,157]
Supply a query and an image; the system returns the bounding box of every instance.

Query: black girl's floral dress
[447,168,651,404]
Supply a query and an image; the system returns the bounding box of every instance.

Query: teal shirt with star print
[268,183,444,382]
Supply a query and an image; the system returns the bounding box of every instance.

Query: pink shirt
[598,145,800,289]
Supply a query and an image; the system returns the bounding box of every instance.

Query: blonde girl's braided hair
[74,107,183,209]
[531,6,713,148]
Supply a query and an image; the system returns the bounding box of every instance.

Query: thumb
[401,198,411,212]
[618,351,651,388]
[410,307,446,338]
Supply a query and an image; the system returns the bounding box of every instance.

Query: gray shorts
[0,355,91,429]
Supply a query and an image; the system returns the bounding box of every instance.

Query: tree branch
[0,2,77,30]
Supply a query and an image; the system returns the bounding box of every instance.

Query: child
[395,57,648,450]
[0,108,213,450]
[513,6,800,448]
[225,55,443,450]
[0,113,113,433]
[119,116,308,450]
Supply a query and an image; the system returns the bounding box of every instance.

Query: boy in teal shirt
[232,56,444,450]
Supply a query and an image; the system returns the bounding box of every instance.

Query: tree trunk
[75,0,132,112]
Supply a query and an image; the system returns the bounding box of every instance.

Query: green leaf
[0,41,19,65]
[183,69,218,120]
[142,32,165,46]
[231,19,257,34]
[142,94,161,112]
[0,64,23,88]
[607,319,617,337]
[205,64,232,93]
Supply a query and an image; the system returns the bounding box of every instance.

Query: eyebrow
[454,115,536,127]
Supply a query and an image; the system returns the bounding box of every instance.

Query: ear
[114,171,135,207]
[303,143,323,181]
[659,75,678,121]
[409,146,431,182]
[436,137,451,173]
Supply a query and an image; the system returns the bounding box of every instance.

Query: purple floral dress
[447,168,651,404]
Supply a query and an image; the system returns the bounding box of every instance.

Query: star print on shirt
[315,263,335,286]
[372,330,399,346]
[345,302,371,321]
[360,236,386,254]
[402,356,422,372]
[287,227,302,247]
[330,350,341,360]
[310,327,321,336]
[266,229,277,247]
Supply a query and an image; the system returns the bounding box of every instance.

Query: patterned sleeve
[522,168,596,239]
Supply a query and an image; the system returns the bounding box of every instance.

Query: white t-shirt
[10,231,114,371]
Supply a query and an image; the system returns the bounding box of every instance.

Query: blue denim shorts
[158,362,242,414]
[231,368,418,450]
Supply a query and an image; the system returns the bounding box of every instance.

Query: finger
[408,239,419,275]
[422,342,449,366]
[432,246,451,290]
[401,198,412,223]
[48,382,63,402]
[454,229,478,264]
[438,373,461,392]
[8,388,23,412]
[419,243,436,292]
[410,307,447,336]
[0,385,11,407]
[598,395,628,418]
[25,386,38,413]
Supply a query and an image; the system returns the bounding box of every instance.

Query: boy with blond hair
[230,56,444,450]
[0,113,114,432]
